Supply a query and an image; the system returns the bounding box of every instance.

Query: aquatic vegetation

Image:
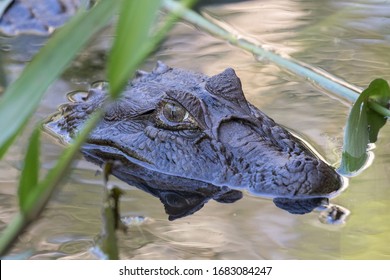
[0,0,171,258]
[0,0,389,259]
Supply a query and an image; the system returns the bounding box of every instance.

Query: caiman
[45,62,343,203]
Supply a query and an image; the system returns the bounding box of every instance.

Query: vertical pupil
[163,102,185,122]
[170,104,177,119]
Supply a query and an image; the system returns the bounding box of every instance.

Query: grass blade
[107,0,161,97]
[0,111,103,256]
[108,0,198,98]
[21,111,103,221]
[18,126,41,213]
[0,50,7,91]
[0,0,119,158]
[1,0,192,258]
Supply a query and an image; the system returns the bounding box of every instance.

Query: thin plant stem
[162,0,389,117]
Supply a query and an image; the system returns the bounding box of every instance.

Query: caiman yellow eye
[162,102,189,123]
[156,101,198,130]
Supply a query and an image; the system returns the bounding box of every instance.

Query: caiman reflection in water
[45,62,346,222]
[87,153,346,222]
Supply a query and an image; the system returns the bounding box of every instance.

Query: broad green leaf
[0,0,13,18]
[18,126,41,213]
[0,0,119,158]
[340,101,369,175]
[108,0,161,98]
[367,106,387,143]
[339,79,390,175]
[367,78,390,106]
[366,79,390,142]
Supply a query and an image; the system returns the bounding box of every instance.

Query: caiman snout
[246,152,342,198]
[285,157,342,196]
[217,117,342,198]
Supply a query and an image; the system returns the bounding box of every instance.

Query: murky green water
[1,0,390,259]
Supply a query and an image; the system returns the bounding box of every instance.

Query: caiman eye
[156,101,198,130]
[162,102,189,123]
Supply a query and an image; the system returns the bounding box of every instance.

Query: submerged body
[46,62,342,199]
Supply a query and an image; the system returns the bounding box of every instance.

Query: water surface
[1,0,389,259]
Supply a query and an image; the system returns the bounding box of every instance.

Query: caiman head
[45,61,343,198]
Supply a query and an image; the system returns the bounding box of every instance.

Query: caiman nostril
[288,158,305,172]
[294,160,302,168]
[66,91,89,103]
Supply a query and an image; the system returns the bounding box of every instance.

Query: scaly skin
[45,62,342,198]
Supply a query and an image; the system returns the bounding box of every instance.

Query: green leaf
[107,0,161,98]
[367,78,390,106]
[18,126,41,213]
[0,0,119,158]
[367,106,387,143]
[339,79,390,175]
[366,79,390,142]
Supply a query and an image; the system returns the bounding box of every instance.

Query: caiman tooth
[153,60,171,74]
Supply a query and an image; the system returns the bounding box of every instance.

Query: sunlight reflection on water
[1,0,390,259]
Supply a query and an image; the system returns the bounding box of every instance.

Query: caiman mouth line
[82,142,231,190]
[85,139,153,165]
